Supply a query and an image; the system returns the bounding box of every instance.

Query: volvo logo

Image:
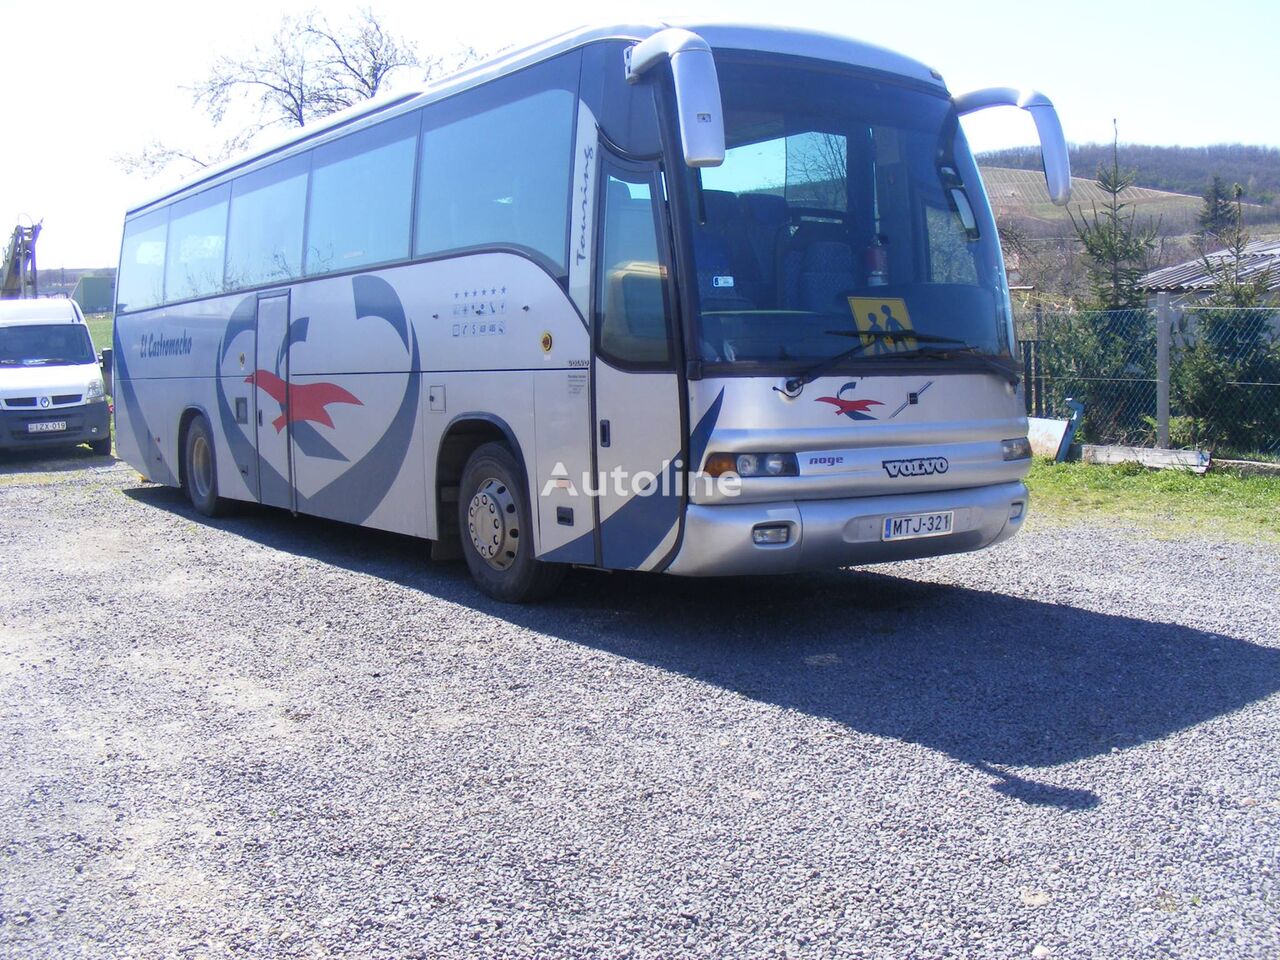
[39,396,50,408]
[882,456,949,478]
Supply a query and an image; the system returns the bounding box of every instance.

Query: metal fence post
[1156,292,1172,448]
[1033,303,1044,418]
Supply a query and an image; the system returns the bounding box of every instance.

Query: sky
[3,0,1277,268]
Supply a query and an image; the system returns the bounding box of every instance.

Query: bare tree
[194,8,421,130]
[116,132,258,179]
[787,132,848,210]
[117,8,476,177]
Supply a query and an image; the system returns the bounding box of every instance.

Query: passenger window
[596,170,672,366]
[416,65,576,272]
[225,154,308,289]
[117,209,168,312]
[305,113,417,275]
[163,185,229,301]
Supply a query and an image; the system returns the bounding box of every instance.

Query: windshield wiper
[875,345,1020,386]
[783,331,974,392]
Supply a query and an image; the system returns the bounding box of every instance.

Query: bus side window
[117,208,169,312]
[164,185,230,302]
[225,153,308,290]
[304,113,418,276]
[415,53,579,274]
[596,172,672,367]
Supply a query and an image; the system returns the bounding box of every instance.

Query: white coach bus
[113,22,1070,601]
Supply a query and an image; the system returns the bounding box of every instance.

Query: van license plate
[882,510,953,541]
[28,420,67,434]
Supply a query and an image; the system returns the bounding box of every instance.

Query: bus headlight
[704,452,799,477]
[85,378,105,401]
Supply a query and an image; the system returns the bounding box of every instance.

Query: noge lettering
[882,456,949,478]
[807,455,844,466]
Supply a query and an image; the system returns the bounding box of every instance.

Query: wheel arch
[434,413,533,555]
[175,404,214,491]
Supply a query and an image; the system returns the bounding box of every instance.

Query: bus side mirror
[953,87,1071,206]
[626,28,725,168]
[99,347,113,396]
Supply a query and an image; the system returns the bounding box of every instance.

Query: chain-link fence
[1018,304,1280,460]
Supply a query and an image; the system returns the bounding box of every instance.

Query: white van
[0,298,111,455]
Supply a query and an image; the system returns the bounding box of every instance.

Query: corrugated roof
[1138,239,1280,292]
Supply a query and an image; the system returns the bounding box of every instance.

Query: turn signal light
[1002,437,1032,461]
[704,452,799,477]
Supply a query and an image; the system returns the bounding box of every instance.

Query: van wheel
[183,415,226,517]
[89,436,112,457]
[458,442,564,603]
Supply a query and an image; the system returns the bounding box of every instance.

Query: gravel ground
[1,451,1278,960]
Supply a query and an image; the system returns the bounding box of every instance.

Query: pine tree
[1203,184,1272,307]
[1197,176,1235,243]
[1068,123,1159,310]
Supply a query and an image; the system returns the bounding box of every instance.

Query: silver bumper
[666,481,1028,576]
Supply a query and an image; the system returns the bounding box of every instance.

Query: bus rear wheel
[183,414,227,518]
[458,442,564,603]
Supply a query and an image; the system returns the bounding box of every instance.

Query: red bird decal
[245,370,362,432]
[816,396,884,417]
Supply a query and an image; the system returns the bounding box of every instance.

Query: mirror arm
[954,87,1072,206]
[625,28,711,81]
[626,28,725,168]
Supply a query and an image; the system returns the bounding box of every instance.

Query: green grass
[1027,458,1280,543]
[85,312,113,352]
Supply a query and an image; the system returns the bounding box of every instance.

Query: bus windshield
[681,55,1012,369]
[0,324,96,367]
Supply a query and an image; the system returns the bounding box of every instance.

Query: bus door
[590,153,684,570]
[252,292,295,510]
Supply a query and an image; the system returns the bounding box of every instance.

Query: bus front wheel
[458,442,564,603]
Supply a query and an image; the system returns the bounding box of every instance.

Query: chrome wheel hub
[467,478,519,570]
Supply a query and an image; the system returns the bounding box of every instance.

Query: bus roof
[126,21,944,218]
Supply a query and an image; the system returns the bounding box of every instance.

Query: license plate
[27,420,67,434]
[882,510,954,541]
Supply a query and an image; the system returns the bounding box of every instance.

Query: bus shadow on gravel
[128,484,1280,811]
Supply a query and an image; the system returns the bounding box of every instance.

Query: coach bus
[113,22,1071,601]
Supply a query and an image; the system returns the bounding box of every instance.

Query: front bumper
[0,401,110,451]
[666,481,1028,576]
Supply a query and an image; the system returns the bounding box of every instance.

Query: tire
[458,442,564,603]
[89,436,112,457]
[182,415,226,518]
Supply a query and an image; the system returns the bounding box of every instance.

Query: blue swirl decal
[216,275,420,525]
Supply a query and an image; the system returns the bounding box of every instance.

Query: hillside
[976,143,1280,203]
[978,167,1238,235]
[978,164,1280,239]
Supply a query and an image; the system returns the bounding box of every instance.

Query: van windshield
[0,324,96,366]
[679,55,1012,370]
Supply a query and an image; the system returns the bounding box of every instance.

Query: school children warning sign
[846,297,917,352]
